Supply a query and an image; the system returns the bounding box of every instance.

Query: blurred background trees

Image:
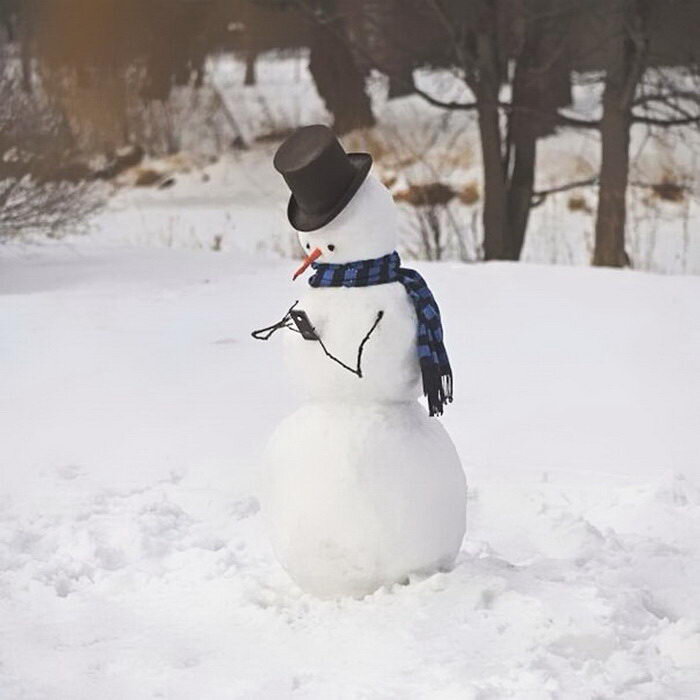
[0,0,699,269]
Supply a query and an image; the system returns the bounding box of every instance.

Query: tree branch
[529,175,692,209]
[633,91,700,107]
[500,102,601,129]
[531,177,598,207]
[631,113,700,126]
[555,113,601,129]
[412,85,479,111]
[414,86,604,132]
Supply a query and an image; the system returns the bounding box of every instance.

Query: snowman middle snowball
[259,125,466,599]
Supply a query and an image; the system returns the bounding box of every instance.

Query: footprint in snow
[55,464,84,480]
[228,497,260,520]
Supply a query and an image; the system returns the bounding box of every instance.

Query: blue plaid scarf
[309,251,453,416]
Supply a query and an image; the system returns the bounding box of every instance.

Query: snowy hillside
[2,235,699,698]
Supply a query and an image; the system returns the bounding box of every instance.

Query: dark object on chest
[289,308,319,341]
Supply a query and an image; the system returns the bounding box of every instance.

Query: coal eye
[306,243,310,250]
[328,244,335,251]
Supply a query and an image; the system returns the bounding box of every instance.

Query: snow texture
[2,233,700,696]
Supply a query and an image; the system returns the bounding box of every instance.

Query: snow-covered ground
[2,51,700,699]
[2,230,700,698]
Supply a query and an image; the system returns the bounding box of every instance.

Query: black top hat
[273,124,372,232]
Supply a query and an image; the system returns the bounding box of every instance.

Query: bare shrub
[567,194,592,213]
[401,196,478,262]
[395,182,455,206]
[457,182,480,205]
[651,179,686,203]
[0,64,105,240]
[0,177,102,239]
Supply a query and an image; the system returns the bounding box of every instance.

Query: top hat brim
[287,152,372,232]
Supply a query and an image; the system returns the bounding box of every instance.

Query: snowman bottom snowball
[262,402,466,599]
[254,125,467,598]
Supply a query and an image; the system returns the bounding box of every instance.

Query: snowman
[254,125,466,599]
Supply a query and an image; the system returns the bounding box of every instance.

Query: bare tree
[348,0,700,267]
[548,0,700,267]
[404,0,577,261]
[591,1,650,267]
[291,0,576,260]
[592,0,700,266]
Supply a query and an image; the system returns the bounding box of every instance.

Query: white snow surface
[2,235,700,698]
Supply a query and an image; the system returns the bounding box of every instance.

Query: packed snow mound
[262,401,466,598]
[1,241,700,698]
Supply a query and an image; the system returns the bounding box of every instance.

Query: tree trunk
[593,1,648,267]
[308,9,375,135]
[244,48,257,86]
[474,0,565,262]
[19,3,33,93]
[479,100,508,260]
[473,7,508,261]
[505,131,536,260]
[503,0,572,261]
[593,101,632,267]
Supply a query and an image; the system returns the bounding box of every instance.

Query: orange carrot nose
[292,247,322,280]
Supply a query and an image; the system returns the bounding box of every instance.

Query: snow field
[1,240,699,697]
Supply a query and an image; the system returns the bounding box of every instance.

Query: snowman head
[272,125,400,280]
[293,175,398,279]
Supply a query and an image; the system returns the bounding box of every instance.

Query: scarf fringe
[423,366,453,417]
